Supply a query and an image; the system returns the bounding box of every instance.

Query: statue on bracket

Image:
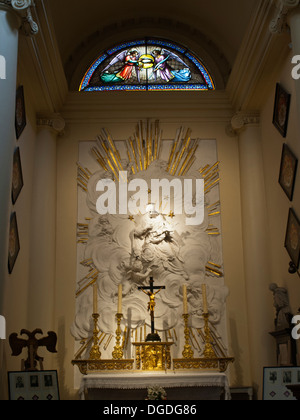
[269,283,293,330]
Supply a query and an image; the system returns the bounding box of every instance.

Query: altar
[72,122,234,400]
[79,371,231,401]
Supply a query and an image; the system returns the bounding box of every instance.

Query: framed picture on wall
[8,370,60,400]
[263,367,300,400]
[285,208,300,269]
[273,83,291,138]
[279,144,298,201]
[8,212,20,274]
[11,147,24,205]
[15,85,26,140]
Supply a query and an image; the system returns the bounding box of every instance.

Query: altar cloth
[79,371,230,400]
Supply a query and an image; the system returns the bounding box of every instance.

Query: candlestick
[203,312,217,358]
[118,284,122,314]
[112,313,124,360]
[182,314,194,359]
[93,283,98,314]
[183,284,188,315]
[89,313,101,360]
[202,284,208,314]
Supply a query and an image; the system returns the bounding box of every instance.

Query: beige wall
[3,48,300,400]
[260,52,300,352]
[1,81,38,396]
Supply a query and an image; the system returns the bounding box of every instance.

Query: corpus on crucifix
[138,277,165,342]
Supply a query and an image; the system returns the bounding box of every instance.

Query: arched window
[79,38,215,92]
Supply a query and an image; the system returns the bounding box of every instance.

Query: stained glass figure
[79,39,215,92]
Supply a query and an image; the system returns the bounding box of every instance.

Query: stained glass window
[79,39,215,92]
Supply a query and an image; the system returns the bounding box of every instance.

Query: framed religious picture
[263,367,300,400]
[11,147,24,205]
[8,212,20,274]
[285,208,300,269]
[273,83,291,138]
[8,370,60,400]
[15,85,26,140]
[279,144,298,201]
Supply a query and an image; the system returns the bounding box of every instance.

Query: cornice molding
[18,0,68,115]
[269,0,300,34]
[60,91,234,124]
[0,0,38,36]
[227,0,291,111]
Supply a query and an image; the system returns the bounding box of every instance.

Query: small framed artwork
[279,144,298,201]
[263,367,300,400]
[285,208,300,269]
[11,147,24,205]
[273,83,291,138]
[8,212,20,274]
[15,85,26,140]
[8,370,60,400]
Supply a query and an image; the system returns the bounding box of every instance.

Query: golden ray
[182,155,196,176]
[202,161,220,177]
[179,143,199,176]
[167,127,182,173]
[77,222,89,244]
[77,163,92,192]
[209,211,221,217]
[205,261,223,277]
[205,177,220,193]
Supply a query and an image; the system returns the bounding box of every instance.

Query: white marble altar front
[79,371,230,401]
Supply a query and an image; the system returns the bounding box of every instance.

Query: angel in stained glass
[101,49,141,83]
[151,48,192,83]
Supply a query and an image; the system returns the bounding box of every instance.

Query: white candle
[202,284,208,314]
[183,284,188,314]
[118,284,122,314]
[93,283,98,314]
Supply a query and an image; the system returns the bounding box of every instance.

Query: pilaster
[37,114,66,136]
[0,0,38,36]
[269,0,300,34]
[27,114,65,331]
[231,111,260,132]
[231,111,274,395]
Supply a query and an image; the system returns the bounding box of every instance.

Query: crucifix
[138,277,165,342]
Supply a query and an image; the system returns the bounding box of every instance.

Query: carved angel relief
[73,122,228,361]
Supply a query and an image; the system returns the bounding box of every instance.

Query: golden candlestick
[203,312,217,359]
[112,313,124,360]
[89,313,102,360]
[182,314,194,359]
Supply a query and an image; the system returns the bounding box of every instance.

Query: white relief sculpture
[72,139,228,361]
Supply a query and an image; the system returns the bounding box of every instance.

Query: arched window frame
[79,38,215,92]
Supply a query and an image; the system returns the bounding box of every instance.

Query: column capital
[37,114,66,136]
[0,0,38,36]
[270,0,300,34]
[231,111,260,133]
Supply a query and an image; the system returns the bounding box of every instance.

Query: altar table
[79,371,231,400]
